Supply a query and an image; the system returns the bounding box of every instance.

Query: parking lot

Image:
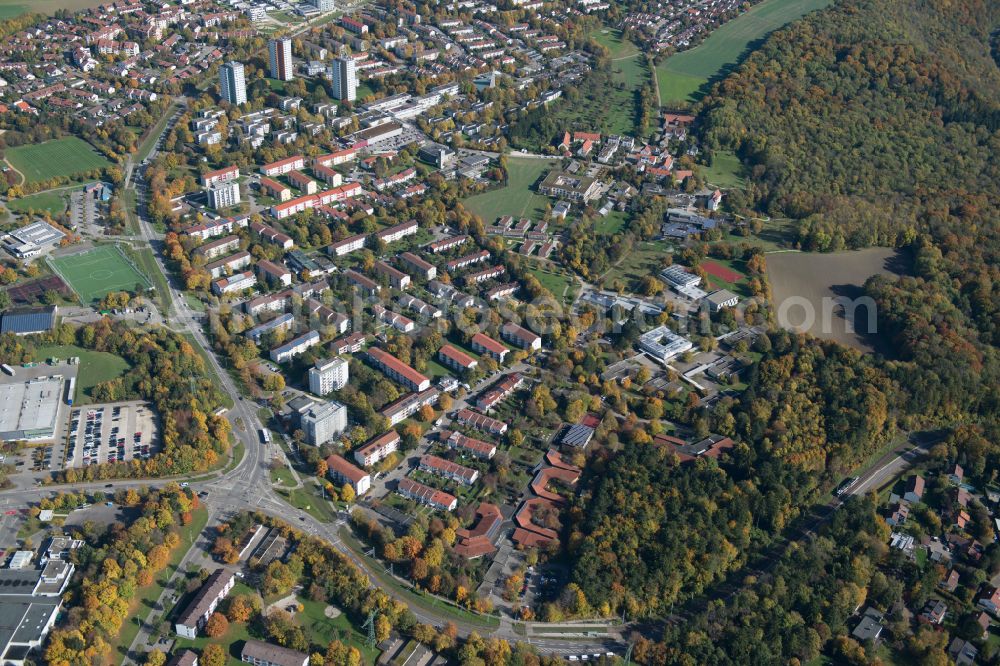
[65,401,158,469]
[69,189,97,235]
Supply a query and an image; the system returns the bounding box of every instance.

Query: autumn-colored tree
[204,612,229,638]
[201,644,227,666]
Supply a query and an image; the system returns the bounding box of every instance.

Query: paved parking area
[65,401,158,469]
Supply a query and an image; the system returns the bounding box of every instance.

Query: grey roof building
[0,306,56,335]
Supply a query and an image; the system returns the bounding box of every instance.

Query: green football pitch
[50,245,152,303]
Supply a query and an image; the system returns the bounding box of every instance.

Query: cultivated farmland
[4,137,112,185]
[766,248,905,352]
[656,0,832,103]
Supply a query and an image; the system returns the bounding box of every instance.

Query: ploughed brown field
[766,247,906,353]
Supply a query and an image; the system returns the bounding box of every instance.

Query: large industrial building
[0,376,65,441]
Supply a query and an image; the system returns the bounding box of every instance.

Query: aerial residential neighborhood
[0,0,996,664]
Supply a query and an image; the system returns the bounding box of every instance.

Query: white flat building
[638,325,693,362]
[207,181,241,210]
[309,357,349,395]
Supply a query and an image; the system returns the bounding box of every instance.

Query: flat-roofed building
[300,400,347,446]
[0,377,63,442]
[309,357,349,395]
[537,170,600,203]
[638,325,693,362]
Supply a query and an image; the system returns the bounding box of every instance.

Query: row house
[398,294,442,319]
[446,250,490,272]
[314,147,357,167]
[476,372,524,412]
[373,304,415,333]
[251,221,295,250]
[257,259,292,287]
[428,234,470,254]
[464,265,505,285]
[454,408,508,436]
[486,282,518,301]
[420,454,479,485]
[397,477,457,512]
[445,429,497,459]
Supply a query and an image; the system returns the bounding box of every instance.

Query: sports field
[0,0,118,18]
[656,0,832,103]
[462,157,561,223]
[6,190,67,216]
[4,137,112,185]
[49,245,152,303]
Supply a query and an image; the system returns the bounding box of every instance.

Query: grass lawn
[276,479,339,523]
[297,596,381,663]
[720,217,799,252]
[656,0,833,103]
[7,189,68,216]
[0,0,107,18]
[173,619,254,665]
[112,506,209,661]
[591,28,641,59]
[594,210,628,235]
[462,158,560,223]
[599,240,674,292]
[270,465,296,487]
[122,244,172,311]
[32,344,130,405]
[700,150,747,188]
[528,267,574,304]
[4,137,112,185]
[49,245,152,303]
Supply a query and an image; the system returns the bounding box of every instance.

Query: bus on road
[259,429,271,444]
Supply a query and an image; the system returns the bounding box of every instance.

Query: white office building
[301,400,348,446]
[220,61,247,105]
[207,181,241,210]
[268,39,293,81]
[638,325,694,362]
[313,0,336,9]
[308,357,349,395]
[329,56,357,101]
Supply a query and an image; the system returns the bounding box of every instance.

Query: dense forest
[566,0,1000,652]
